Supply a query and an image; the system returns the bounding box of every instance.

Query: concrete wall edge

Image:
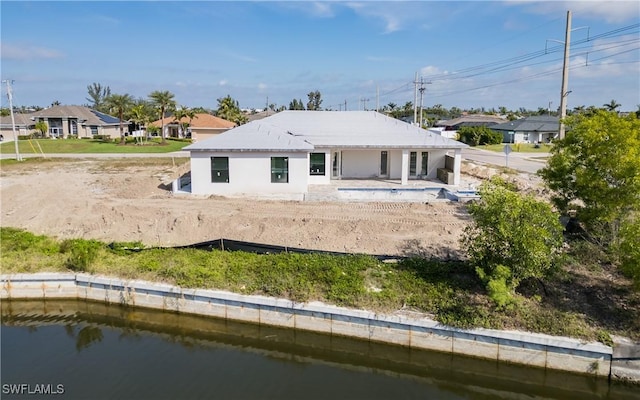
[1,272,618,378]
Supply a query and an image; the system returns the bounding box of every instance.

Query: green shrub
[478,264,515,308]
[0,227,60,254]
[461,179,564,294]
[457,126,503,146]
[60,238,103,271]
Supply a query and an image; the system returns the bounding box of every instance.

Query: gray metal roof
[185,111,467,152]
[489,115,559,133]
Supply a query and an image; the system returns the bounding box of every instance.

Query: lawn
[0,138,189,154]
[476,143,553,153]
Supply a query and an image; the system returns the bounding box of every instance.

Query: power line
[419,23,639,83]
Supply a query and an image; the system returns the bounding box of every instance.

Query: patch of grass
[0,138,188,154]
[1,227,637,342]
[60,239,104,272]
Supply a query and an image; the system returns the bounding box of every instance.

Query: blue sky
[1,1,639,112]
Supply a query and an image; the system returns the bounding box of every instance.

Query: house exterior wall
[336,149,447,180]
[192,129,230,143]
[502,131,526,144]
[0,126,29,140]
[80,125,120,139]
[426,150,448,179]
[190,151,309,198]
[341,150,382,178]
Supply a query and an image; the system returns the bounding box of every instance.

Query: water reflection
[1,299,637,400]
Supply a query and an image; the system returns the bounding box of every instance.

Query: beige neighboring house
[27,105,126,139]
[0,113,35,141]
[150,113,236,142]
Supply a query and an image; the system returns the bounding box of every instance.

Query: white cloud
[420,65,447,77]
[258,83,268,91]
[1,42,64,61]
[269,1,336,18]
[510,0,640,24]
[219,80,228,86]
[309,1,335,18]
[346,2,410,34]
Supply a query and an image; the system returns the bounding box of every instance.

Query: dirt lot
[0,158,542,257]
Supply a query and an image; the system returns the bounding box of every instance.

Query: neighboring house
[150,113,236,142]
[184,111,468,199]
[28,105,126,139]
[489,115,559,144]
[434,115,507,131]
[246,110,275,122]
[0,113,35,141]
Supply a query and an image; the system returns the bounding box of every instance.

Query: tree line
[81,83,249,144]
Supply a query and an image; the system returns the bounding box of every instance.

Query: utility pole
[3,80,22,162]
[376,84,379,112]
[418,79,432,128]
[345,100,347,111]
[558,10,572,140]
[413,72,418,125]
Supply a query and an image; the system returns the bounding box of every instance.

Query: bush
[60,239,103,271]
[0,227,60,254]
[457,126,503,146]
[615,216,640,288]
[461,178,564,304]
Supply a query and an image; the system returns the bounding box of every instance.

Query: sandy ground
[0,158,540,258]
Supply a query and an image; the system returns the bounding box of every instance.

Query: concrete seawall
[0,273,622,380]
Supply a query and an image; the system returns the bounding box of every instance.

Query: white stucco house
[183,111,468,199]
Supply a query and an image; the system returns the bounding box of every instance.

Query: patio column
[401,149,409,185]
[453,148,462,186]
[62,117,69,139]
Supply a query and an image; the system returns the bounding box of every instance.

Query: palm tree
[216,95,247,125]
[86,82,111,113]
[129,103,149,144]
[603,99,621,113]
[172,106,196,138]
[34,121,48,138]
[572,105,586,115]
[104,93,134,144]
[148,90,176,144]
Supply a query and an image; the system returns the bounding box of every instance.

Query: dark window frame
[309,153,325,176]
[271,157,289,183]
[211,156,230,183]
[409,151,417,176]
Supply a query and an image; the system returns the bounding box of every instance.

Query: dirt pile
[1,159,472,257]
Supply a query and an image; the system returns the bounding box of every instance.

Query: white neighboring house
[184,111,468,199]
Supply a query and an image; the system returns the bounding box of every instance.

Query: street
[461,147,548,174]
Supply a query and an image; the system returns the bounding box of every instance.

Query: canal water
[1,299,637,400]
